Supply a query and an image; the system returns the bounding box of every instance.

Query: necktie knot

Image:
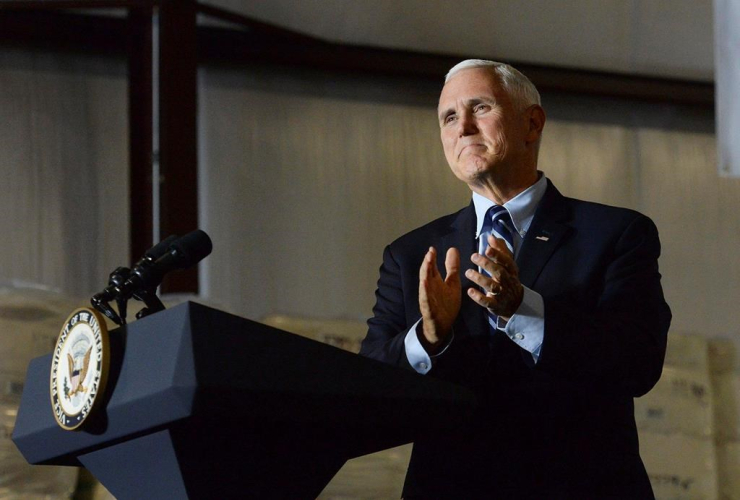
[482,205,514,254]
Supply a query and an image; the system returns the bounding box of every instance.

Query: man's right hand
[418,246,461,354]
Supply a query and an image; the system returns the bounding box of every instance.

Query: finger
[488,234,513,257]
[485,236,518,276]
[428,247,440,279]
[464,268,500,292]
[419,250,432,308]
[419,248,432,301]
[420,247,437,280]
[484,239,506,261]
[486,235,516,270]
[444,247,461,285]
[470,253,505,282]
[467,286,498,309]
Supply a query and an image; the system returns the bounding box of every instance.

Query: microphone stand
[91,267,166,326]
[132,288,166,320]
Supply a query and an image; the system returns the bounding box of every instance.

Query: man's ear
[525,105,546,143]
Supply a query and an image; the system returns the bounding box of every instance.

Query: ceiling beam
[0,1,154,9]
[0,9,127,55]
[0,8,714,106]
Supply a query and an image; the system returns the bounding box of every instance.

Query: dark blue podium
[13,302,476,499]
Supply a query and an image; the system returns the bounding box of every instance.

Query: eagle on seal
[68,346,93,396]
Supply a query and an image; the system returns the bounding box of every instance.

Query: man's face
[438,68,529,186]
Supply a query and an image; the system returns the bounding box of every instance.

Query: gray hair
[445,59,541,110]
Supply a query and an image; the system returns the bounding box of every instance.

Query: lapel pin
[536,235,550,241]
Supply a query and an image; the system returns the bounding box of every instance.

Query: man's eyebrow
[467,96,496,106]
[438,96,497,120]
[438,107,455,121]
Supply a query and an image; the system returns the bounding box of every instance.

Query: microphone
[91,230,212,322]
[91,229,213,306]
[144,234,180,260]
[92,234,180,304]
[122,229,213,294]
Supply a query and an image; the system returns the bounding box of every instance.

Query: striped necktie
[480,205,515,331]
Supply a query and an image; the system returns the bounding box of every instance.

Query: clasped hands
[418,235,523,353]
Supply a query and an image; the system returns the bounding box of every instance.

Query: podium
[13,302,476,499]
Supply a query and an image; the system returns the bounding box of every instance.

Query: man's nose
[458,112,478,136]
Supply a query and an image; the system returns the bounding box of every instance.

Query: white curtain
[0,49,129,297]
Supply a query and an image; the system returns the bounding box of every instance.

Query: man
[360,60,671,499]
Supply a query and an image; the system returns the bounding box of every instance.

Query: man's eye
[474,104,490,113]
[444,115,457,124]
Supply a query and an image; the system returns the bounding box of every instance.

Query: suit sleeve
[536,214,672,397]
[360,244,415,370]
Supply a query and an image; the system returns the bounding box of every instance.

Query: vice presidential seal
[50,308,110,430]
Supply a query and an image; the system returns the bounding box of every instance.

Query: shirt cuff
[405,319,432,374]
[503,286,545,363]
[404,319,454,374]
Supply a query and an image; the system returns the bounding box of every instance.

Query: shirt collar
[473,172,548,238]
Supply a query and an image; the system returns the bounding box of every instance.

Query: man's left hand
[465,234,524,320]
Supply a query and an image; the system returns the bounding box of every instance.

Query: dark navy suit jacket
[360,180,671,499]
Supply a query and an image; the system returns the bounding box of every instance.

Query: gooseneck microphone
[91,230,213,325]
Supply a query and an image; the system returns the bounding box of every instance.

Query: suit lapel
[439,204,488,339]
[517,180,571,289]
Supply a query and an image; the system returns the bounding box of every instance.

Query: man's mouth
[458,144,486,157]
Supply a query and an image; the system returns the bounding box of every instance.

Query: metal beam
[0,9,126,55]
[158,0,199,294]
[127,5,155,266]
